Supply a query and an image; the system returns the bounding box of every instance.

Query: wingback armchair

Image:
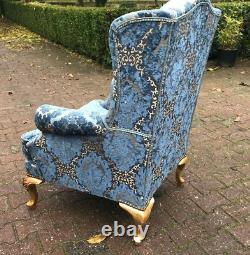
[21,0,221,243]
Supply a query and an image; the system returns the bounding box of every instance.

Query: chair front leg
[22,176,43,209]
[119,197,155,244]
[176,156,188,186]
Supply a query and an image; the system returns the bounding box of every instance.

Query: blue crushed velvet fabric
[21,0,221,210]
[35,100,108,136]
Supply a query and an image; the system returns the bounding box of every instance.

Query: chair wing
[107,15,172,135]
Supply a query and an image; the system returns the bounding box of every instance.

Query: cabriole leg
[22,176,43,209]
[119,197,155,244]
[176,156,188,186]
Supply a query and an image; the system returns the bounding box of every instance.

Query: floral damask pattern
[114,28,153,76]
[21,0,221,210]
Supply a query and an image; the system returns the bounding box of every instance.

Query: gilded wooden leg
[22,176,43,209]
[119,197,155,244]
[176,156,188,186]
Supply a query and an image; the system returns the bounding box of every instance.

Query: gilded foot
[176,156,188,186]
[119,197,155,244]
[23,176,43,209]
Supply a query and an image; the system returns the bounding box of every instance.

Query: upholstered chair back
[107,0,221,198]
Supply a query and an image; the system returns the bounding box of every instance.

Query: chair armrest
[34,100,108,136]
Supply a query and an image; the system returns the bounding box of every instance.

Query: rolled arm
[35,100,108,136]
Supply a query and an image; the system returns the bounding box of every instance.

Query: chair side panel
[22,128,151,210]
[102,131,151,209]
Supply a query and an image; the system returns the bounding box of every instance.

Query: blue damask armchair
[21,0,221,243]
